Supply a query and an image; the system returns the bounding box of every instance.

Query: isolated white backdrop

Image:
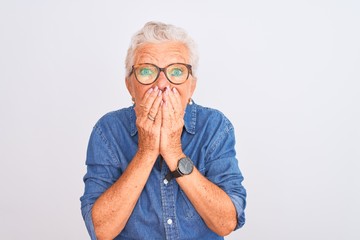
[0,0,359,239]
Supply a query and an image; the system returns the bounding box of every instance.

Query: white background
[0,0,359,239]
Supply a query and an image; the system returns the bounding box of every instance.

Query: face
[126,41,197,110]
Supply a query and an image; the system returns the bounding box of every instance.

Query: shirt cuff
[81,204,97,240]
[229,194,246,230]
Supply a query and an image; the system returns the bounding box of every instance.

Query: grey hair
[125,21,199,78]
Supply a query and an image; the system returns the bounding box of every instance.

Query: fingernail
[158,90,162,96]
[154,86,158,91]
[147,88,153,93]
[172,87,178,94]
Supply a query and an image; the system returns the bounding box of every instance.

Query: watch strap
[165,169,181,181]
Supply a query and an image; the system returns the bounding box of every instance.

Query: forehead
[134,41,190,66]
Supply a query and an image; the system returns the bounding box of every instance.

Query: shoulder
[96,106,133,125]
[190,103,237,160]
[194,103,234,133]
[93,106,135,137]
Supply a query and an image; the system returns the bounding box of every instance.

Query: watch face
[178,157,193,175]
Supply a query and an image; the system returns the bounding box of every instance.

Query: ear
[189,77,197,97]
[125,78,134,98]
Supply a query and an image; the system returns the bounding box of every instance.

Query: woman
[81,21,246,240]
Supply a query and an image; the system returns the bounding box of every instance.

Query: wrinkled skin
[126,41,197,169]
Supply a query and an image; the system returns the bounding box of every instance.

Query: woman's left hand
[160,87,186,170]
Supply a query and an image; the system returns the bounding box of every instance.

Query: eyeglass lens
[134,63,190,85]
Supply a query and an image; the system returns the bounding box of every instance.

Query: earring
[188,98,193,105]
[131,97,135,105]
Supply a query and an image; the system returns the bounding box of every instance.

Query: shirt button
[163,179,168,185]
[167,218,173,225]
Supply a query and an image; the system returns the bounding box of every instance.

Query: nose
[156,71,170,91]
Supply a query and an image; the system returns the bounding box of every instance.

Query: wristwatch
[165,157,194,181]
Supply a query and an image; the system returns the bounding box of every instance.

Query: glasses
[130,63,192,85]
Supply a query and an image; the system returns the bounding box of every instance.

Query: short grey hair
[125,21,199,78]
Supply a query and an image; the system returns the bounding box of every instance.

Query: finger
[161,98,171,126]
[148,90,163,121]
[135,87,153,116]
[171,87,182,108]
[169,87,184,118]
[154,101,163,126]
[140,86,159,117]
[164,86,175,110]
[141,87,154,105]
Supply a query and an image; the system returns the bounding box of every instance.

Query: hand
[160,87,186,170]
[134,86,163,158]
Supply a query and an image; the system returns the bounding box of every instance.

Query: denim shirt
[80,102,246,240]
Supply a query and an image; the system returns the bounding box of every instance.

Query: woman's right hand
[134,86,163,158]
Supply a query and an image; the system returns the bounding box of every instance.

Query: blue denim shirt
[80,103,246,240]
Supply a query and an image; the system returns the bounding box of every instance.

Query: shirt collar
[129,102,197,137]
[184,101,197,135]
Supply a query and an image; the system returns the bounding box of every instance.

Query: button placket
[163,179,169,185]
[160,157,179,239]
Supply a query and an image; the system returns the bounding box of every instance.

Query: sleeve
[204,117,247,230]
[80,124,121,239]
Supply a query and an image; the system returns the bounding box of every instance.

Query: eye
[139,68,154,76]
[170,68,183,77]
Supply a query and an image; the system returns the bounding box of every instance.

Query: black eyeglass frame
[130,63,193,85]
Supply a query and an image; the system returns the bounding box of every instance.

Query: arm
[165,150,238,236]
[84,88,164,239]
[91,150,158,239]
[161,87,244,236]
[177,165,237,236]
